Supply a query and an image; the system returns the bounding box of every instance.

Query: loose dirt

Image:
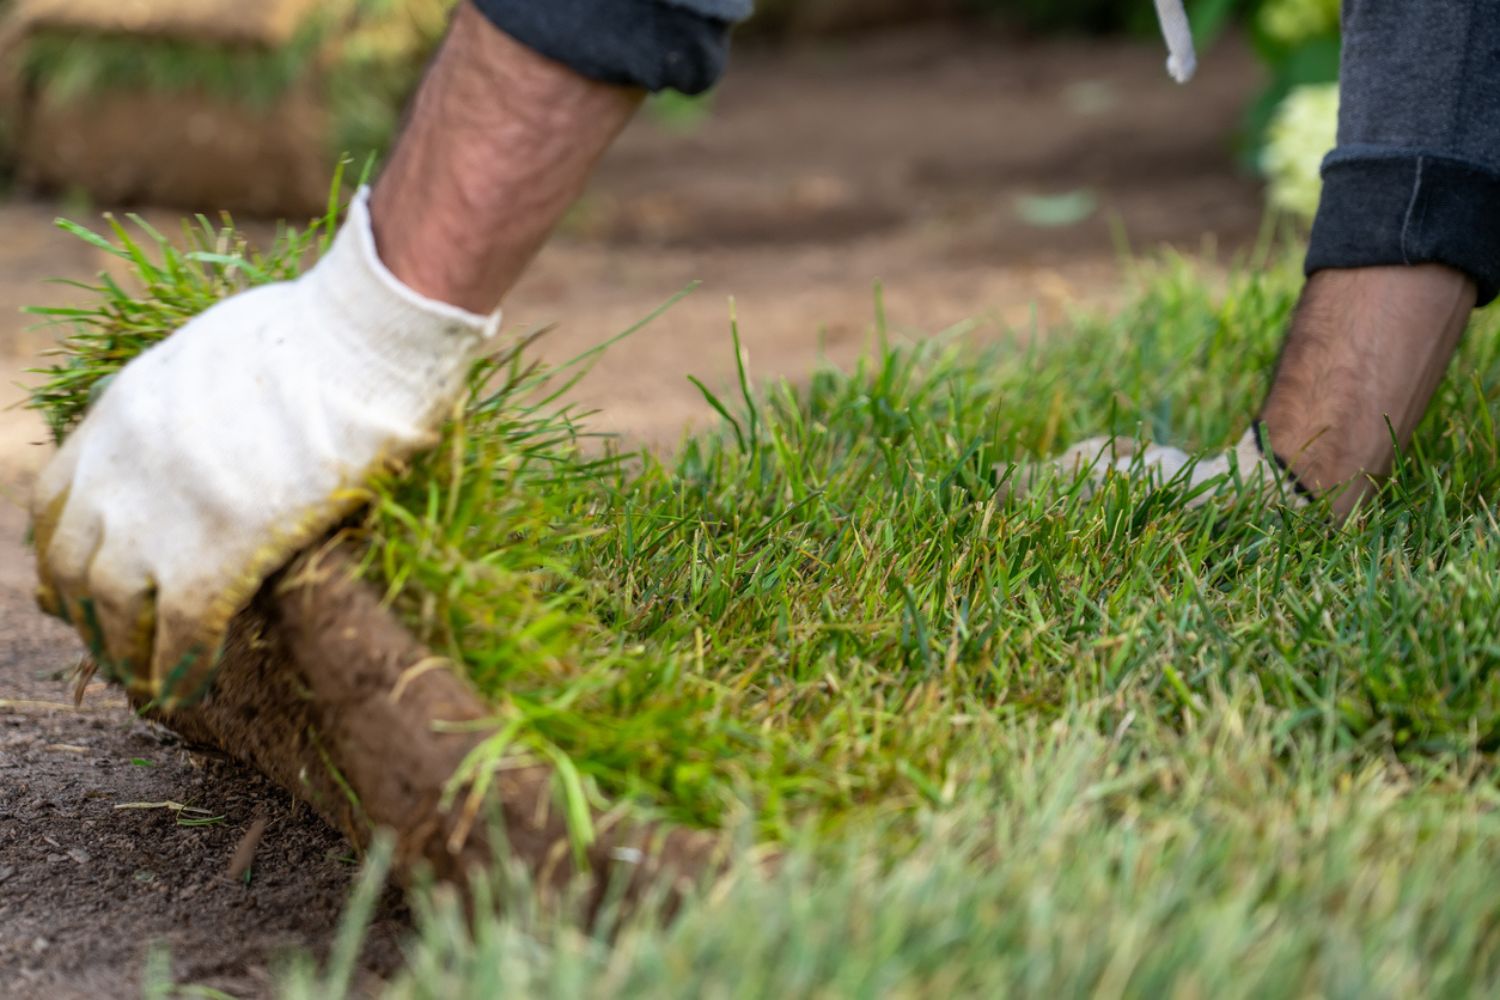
[0,26,1264,997]
[0,574,409,1000]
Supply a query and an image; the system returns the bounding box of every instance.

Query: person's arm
[1256,0,1496,518]
[1033,0,1493,520]
[370,2,641,314]
[29,2,740,704]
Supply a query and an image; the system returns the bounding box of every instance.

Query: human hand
[1001,428,1308,508]
[31,187,501,705]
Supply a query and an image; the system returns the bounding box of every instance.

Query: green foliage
[1244,0,1341,160]
[322,0,456,168]
[645,91,716,133]
[25,203,329,443]
[1259,0,1340,46]
[21,30,324,111]
[1261,80,1338,218]
[30,196,1500,837]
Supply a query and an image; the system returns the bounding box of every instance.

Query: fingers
[148,594,226,709]
[50,537,228,707]
[33,492,106,655]
[31,435,82,621]
[36,506,164,687]
[86,542,159,686]
[1056,436,1136,474]
[34,445,164,689]
[1133,444,1192,480]
[997,436,1124,501]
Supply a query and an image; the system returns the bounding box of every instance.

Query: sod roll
[3,0,451,215]
[0,0,16,172]
[10,0,320,48]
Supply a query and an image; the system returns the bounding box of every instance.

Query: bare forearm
[1259,265,1475,517]
[369,2,642,313]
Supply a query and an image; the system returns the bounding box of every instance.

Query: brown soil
[0,508,409,999]
[0,26,1265,997]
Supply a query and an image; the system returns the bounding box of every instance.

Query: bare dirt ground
[0,27,1263,997]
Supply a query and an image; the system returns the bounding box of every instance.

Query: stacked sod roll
[1,0,453,215]
[0,0,16,174]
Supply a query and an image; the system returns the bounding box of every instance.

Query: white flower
[1261,82,1340,221]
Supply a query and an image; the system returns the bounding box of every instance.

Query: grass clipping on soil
[28,194,1500,858]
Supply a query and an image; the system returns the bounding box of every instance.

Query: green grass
[369,250,1500,840]
[341,699,1500,998]
[29,195,1500,994]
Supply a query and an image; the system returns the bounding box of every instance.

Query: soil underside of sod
[141,541,718,899]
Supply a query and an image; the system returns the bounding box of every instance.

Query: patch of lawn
[359,248,1500,839]
[32,193,1500,994]
[357,697,1500,998]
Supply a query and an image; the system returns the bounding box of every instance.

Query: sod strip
[6,0,454,213]
[28,186,1500,858]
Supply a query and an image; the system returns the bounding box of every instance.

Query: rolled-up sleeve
[1307,0,1500,305]
[469,0,753,95]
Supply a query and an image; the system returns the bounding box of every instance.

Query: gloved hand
[1002,427,1310,508]
[31,187,501,705]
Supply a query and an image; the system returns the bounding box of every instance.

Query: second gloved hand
[30,187,501,704]
[1002,428,1309,508]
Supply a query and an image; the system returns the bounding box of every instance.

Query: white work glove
[1002,427,1310,508]
[31,187,501,705]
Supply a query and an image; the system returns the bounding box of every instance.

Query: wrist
[311,187,501,346]
[367,3,641,313]
[304,187,501,419]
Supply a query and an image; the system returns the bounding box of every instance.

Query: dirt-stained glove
[31,187,501,705]
[1002,426,1310,508]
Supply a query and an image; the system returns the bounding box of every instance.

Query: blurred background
[0,0,1340,461]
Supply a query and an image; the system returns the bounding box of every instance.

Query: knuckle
[148,581,230,706]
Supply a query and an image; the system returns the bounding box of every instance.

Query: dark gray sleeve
[1307,0,1500,304]
[661,0,755,16]
[469,0,752,95]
